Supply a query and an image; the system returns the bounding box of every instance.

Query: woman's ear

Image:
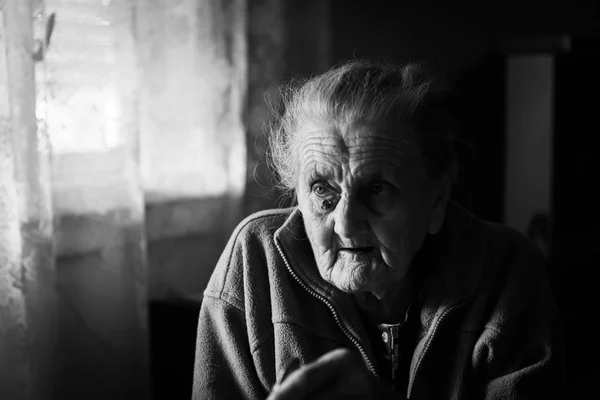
[428,175,452,234]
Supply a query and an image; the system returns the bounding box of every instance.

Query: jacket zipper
[274,236,380,379]
[386,324,400,385]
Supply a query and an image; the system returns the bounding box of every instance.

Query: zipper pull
[378,323,401,388]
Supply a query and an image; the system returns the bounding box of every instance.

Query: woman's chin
[330,262,374,293]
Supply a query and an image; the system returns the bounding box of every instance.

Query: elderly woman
[192,61,564,399]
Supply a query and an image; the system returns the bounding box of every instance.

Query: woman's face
[296,123,448,300]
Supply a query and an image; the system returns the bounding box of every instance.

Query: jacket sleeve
[474,308,566,399]
[192,294,268,400]
[191,217,273,400]
[472,236,567,399]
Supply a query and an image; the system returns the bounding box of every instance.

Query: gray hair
[265,60,459,201]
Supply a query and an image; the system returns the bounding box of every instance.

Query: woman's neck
[353,278,414,324]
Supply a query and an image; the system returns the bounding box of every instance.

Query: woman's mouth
[339,246,375,253]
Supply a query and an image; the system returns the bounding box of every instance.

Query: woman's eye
[312,183,332,197]
[370,183,385,195]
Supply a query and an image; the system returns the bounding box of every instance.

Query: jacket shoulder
[234,208,294,240]
[475,219,557,334]
[449,201,535,256]
[202,208,294,309]
[483,220,541,267]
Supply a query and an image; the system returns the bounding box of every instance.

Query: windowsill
[52,151,244,257]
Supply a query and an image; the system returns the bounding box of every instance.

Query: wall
[244,0,331,216]
[136,0,247,303]
[330,0,599,82]
[505,56,553,234]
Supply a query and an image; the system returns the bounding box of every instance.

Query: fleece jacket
[192,202,565,399]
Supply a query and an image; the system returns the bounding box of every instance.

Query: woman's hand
[267,348,397,400]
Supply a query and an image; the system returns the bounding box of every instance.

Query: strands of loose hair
[264,60,459,202]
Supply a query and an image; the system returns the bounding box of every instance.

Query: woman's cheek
[305,214,327,250]
[371,216,405,251]
[312,223,333,256]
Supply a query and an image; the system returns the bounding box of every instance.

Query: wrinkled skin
[268,122,451,399]
[297,123,449,314]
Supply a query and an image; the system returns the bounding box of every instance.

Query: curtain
[1,0,149,399]
[44,0,149,398]
[0,0,56,398]
[2,0,253,397]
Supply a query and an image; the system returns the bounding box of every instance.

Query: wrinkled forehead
[293,121,427,180]
[295,121,421,161]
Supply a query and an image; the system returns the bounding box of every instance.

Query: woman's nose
[333,195,369,238]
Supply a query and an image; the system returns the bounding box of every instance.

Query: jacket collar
[274,210,375,358]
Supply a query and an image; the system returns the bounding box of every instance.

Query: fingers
[282,348,354,395]
[269,348,371,400]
